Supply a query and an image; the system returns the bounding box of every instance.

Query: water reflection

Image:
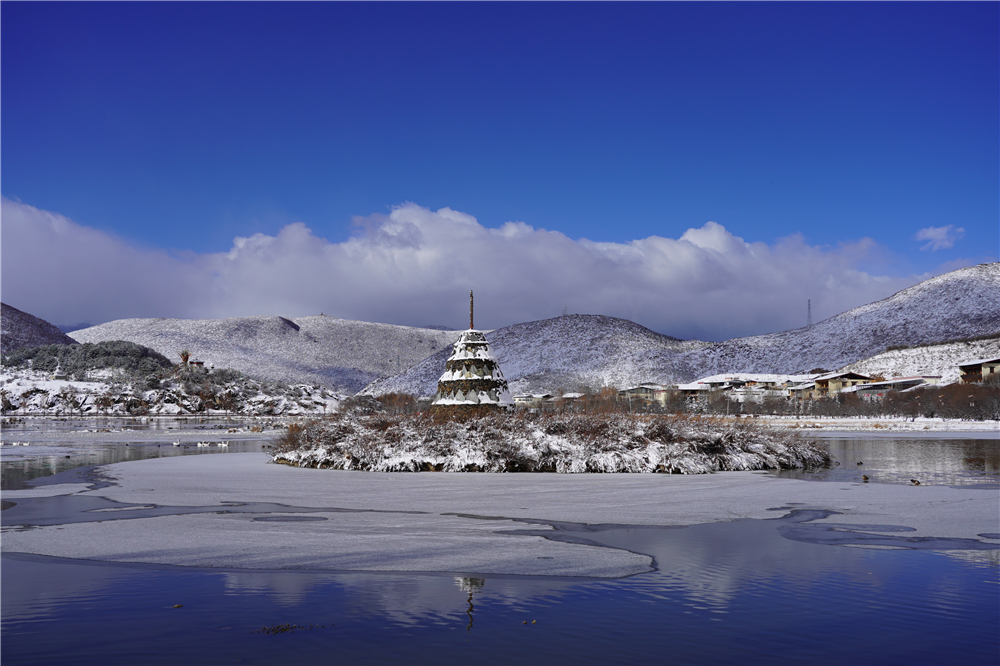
[132,512,1000,626]
[778,437,1000,486]
[2,428,999,664]
[4,514,997,666]
[457,577,485,632]
[2,416,254,434]
[1,440,270,490]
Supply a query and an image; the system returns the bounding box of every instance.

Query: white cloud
[915,225,964,251]
[2,198,935,340]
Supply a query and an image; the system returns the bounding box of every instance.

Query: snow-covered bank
[0,368,341,416]
[1,416,290,444]
[760,415,999,434]
[2,453,996,578]
[271,413,830,474]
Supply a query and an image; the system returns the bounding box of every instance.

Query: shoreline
[758,414,999,433]
[4,413,997,439]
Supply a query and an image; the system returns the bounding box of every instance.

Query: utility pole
[470,290,474,330]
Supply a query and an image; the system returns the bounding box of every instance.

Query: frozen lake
[2,419,998,665]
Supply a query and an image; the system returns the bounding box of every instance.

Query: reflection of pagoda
[431,291,513,415]
[455,577,486,632]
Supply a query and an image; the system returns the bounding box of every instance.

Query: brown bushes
[270,410,829,474]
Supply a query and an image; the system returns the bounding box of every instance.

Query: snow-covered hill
[841,335,1000,383]
[1,303,77,355]
[364,263,1000,396]
[363,315,713,397]
[688,261,1000,378]
[70,316,461,393]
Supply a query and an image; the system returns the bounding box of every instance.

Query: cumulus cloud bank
[3,198,931,340]
[915,225,964,251]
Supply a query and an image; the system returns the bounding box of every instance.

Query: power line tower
[807,299,812,328]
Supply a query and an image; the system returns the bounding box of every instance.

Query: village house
[676,382,711,400]
[618,383,675,407]
[958,357,1000,384]
[674,374,817,403]
[787,381,816,401]
[698,373,817,402]
[512,393,554,408]
[843,376,941,400]
[810,371,872,399]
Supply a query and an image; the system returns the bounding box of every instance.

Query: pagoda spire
[470,290,474,330]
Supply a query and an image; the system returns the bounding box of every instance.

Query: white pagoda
[431,291,513,415]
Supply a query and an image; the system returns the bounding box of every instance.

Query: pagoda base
[429,403,511,420]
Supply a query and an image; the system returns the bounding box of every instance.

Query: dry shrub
[272,410,829,474]
[274,422,306,453]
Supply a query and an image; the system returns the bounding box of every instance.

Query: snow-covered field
[2,452,996,577]
[271,413,830,474]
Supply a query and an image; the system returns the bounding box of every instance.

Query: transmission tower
[807,299,812,328]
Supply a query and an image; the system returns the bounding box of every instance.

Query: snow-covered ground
[2,452,996,578]
[0,368,341,417]
[759,415,1000,434]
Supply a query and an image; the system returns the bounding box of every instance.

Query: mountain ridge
[364,262,1000,396]
[7,262,997,395]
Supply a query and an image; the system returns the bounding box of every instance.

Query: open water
[2,422,998,665]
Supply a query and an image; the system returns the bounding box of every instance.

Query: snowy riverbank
[759,415,1000,434]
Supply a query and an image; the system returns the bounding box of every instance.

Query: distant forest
[2,341,172,379]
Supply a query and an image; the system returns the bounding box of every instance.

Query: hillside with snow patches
[1,303,77,355]
[364,263,1000,396]
[70,316,461,394]
[842,335,1000,384]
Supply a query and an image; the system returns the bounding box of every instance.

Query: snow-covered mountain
[363,315,712,397]
[15,262,998,397]
[364,263,1000,396]
[70,316,461,393]
[1,303,77,355]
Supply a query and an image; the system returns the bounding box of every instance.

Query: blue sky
[2,2,997,338]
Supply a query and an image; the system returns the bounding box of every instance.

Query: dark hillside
[1,303,77,354]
